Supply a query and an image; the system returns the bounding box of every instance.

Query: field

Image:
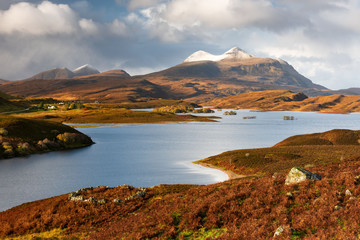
[197,129,360,175]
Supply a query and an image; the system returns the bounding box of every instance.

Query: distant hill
[207,90,360,113]
[27,67,75,80]
[275,129,360,146]
[0,77,168,102]
[0,47,338,102]
[27,65,101,80]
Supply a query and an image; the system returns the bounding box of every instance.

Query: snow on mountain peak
[73,64,98,72]
[184,47,254,63]
[224,47,253,59]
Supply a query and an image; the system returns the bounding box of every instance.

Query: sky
[0,0,360,90]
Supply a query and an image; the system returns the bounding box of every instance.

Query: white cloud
[0,1,78,35]
[109,19,128,36]
[79,18,99,34]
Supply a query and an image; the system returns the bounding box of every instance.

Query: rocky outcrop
[285,167,321,185]
[68,185,147,204]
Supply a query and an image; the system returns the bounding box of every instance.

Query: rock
[68,192,79,199]
[86,197,96,203]
[355,176,360,185]
[70,195,84,201]
[76,187,93,194]
[273,226,292,238]
[285,167,321,185]
[113,198,123,203]
[286,192,293,200]
[345,189,352,196]
[125,190,146,201]
[334,205,343,211]
[97,199,107,204]
[119,184,133,190]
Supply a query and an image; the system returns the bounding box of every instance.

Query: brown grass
[207,90,360,113]
[2,158,360,239]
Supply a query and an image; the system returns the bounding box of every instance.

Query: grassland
[12,107,217,124]
[196,129,360,176]
[207,90,360,113]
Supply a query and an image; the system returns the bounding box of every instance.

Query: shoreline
[195,162,248,180]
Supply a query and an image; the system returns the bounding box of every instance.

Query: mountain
[27,67,74,80]
[140,47,328,102]
[184,47,254,62]
[0,47,332,102]
[27,65,101,80]
[72,64,100,77]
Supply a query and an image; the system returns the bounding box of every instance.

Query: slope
[207,90,360,113]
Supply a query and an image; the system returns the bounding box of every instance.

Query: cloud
[116,0,166,10]
[1,0,360,90]
[0,1,79,35]
[109,19,129,36]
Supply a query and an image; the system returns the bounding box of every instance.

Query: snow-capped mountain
[184,47,254,63]
[73,64,100,77]
[27,65,100,80]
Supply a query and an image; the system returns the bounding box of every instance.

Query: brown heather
[1,158,360,239]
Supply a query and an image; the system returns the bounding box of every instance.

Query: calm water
[1,110,360,211]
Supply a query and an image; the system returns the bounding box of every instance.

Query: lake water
[1,110,360,212]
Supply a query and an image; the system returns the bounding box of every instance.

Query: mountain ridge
[0,47,344,102]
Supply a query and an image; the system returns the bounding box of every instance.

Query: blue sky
[0,0,360,90]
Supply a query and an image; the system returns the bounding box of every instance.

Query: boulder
[113,198,123,203]
[285,167,321,185]
[273,226,293,238]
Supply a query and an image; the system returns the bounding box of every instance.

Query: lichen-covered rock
[285,167,321,185]
[125,190,146,201]
[70,196,84,201]
[86,197,96,203]
[98,199,107,204]
[113,198,122,203]
[345,189,352,196]
[68,192,79,199]
[273,226,292,238]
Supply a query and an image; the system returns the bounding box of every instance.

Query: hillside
[0,47,331,103]
[0,96,25,113]
[0,77,167,102]
[2,129,360,239]
[207,90,360,113]
[0,116,93,159]
[27,65,101,80]
[198,129,360,176]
